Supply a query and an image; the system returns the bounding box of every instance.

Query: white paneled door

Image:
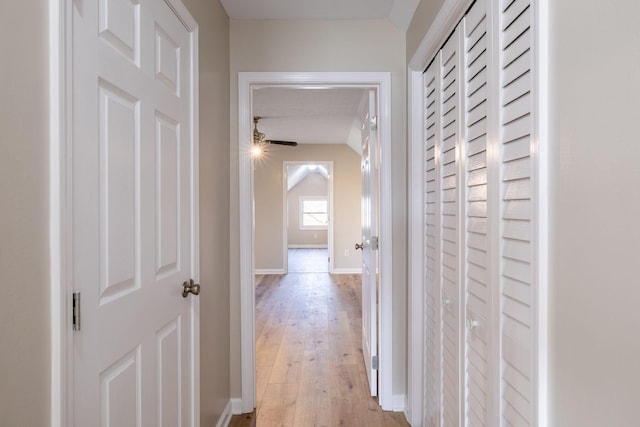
[360,89,379,397]
[421,0,539,425]
[71,0,198,426]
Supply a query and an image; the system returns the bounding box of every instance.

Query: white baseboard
[255,269,285,275]
[393,394,406,412]
[230,398,243,415]
[287,244,328,249]
[214,400,232,427]
[331,268,362,274]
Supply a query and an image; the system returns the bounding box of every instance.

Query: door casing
[237,71,394,412]
[49,1,200,426]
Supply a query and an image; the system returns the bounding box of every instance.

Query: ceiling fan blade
[267,140,298,147]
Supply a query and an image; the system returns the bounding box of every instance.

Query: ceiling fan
[253,116,298,147]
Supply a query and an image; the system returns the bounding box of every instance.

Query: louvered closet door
[423,62,442,427]
[499,0,535,425]
[462,0,493,425]
[439,25,463,427]
[420,0,539,425]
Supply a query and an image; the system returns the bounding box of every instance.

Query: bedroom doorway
[284,161,333,274]
[238,72,394,412]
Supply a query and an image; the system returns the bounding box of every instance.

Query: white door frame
[282,161,334,274]
[405,0,549,425]
[238,71,394,412]
[49,1,200,426]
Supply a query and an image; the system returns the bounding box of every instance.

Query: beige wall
[0,1,50,425]
[255,146,359,271]
[405,0,446,63]
[287,173,329,248]
[548,1,640,425]
[180,0,232,425]
[229,19,407,398]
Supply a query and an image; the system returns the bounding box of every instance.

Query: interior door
[360,89,379,397]
[71,0,198,425]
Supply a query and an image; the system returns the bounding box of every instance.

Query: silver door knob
[355,242,364,250]
[182,279,200,298]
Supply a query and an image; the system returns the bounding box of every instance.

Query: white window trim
[299,196,328,230]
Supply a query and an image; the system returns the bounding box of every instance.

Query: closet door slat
[439,26,462,427]
[423,62,442,427]
[463,1,492,425]
[499,0,535,425]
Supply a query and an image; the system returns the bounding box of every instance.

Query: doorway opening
[284,161,333,274]
[238,72,394,412]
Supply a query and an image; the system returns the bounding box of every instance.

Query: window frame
[299,196,329,230]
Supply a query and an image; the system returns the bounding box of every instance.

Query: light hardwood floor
[287,248,329,273]
[229,270,408,427]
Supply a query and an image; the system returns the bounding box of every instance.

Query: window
[300,197,328,230]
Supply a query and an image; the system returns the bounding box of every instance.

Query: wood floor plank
[229,260,409,427]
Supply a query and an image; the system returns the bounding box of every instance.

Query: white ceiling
[253,87,367,152]
[219,0,419,30]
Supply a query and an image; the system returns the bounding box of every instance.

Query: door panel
[499,0,535,424]
[72,0,196,425]
[361,89,378,397]
[100,348,141,427]
[156,112,181,277]
[463,1,492,425]
[98,81,140,303]
[423,62,442,427]
[439,25,462,427]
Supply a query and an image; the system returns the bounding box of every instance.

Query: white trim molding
[214,400,232,427]
[238,71,394,411]
[49,1,72,426]
[534,0,550,423]
[408,0,474,72]
[254,269,286,275]
[331,268,363,275]
[406,65,425,427]
[230,398,243,415]
[287,244,328,249]
[393,394,407,412]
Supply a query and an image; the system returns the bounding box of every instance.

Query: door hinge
[372,355,379,370]
[371,236,379,250]
[370,116,378,131]
[72,292,81,331]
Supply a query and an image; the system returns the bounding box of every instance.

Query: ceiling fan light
[250,143,264,158]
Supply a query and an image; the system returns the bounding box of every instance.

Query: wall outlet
[314,233,318,239]
[344,249,349,257]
